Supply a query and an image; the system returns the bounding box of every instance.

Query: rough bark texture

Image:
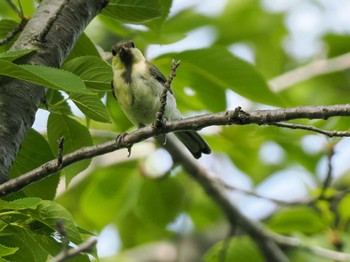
[0,0,106,182]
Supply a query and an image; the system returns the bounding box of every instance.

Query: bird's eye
[112,49,117,56]
[129,41,135,48]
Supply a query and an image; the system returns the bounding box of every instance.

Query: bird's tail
[174,131,211,159]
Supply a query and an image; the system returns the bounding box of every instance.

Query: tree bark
[0,0,107,182]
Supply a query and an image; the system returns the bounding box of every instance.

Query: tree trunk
[0,0,106,182]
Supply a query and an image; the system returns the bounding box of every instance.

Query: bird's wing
[147,61,174,94]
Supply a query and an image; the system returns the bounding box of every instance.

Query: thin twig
[0,18,28,46]
[153,59,181,128]
[51,220,97,262]
[269,122,350,137]
[215,178,312,206]
[272,233,350,261]
[0,0,28,46]
[50,238,97,262]
[319,145,335,200]
[56,220,69,256]
[57,137,65,167]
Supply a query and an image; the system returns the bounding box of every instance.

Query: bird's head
[111,40,145,69]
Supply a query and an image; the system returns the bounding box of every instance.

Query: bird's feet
[116,132,132,157]
[152,116,166,130]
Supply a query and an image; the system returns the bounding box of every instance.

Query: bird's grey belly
[127,96,160,126]
[116,83,160,126]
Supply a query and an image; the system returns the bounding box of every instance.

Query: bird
[111,40,211,159]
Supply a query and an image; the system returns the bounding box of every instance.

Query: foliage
[1,0,350,261]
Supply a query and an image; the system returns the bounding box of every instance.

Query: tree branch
[162,135,289,262]
[269,52,350,92]
[2,104,349,197]
[269,122,350,137]
[50,220,97,262]
[50,238,97,262]
[272,233,350,261]
[0,0,108,182]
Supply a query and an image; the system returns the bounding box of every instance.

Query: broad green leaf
[69,93,111,123]
[267,207,327,234]
[0,60,92,94]
[135,177,186,226]
[145,0,172,32]
[47,113,93,183]
[66,33,101,61]
[0,49,36,61]
[80,161,140,229]
[156,46,283,110]
[0,244,18,257]
[26,200,82,244]
[102,0,162,24]
[46,90,72,115]
[338,194,350,222]
[0,227,48,262]
[204,237,264,262]
[9,129,59,200]
[0,20,18,37]
[62,56,113,91]
[0,198,41,211]
[0,19,18,52]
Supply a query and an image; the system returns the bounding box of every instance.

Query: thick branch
[162,136,289,262]
[2,104,350,197]
[0,0,107,182]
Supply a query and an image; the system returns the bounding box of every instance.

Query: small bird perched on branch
[111,40,211,158]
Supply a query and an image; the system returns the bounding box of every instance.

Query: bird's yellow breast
[112,61,161,126]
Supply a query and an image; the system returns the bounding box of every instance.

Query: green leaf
[145,0,172,32]
[0,244,18,257]
[9,129,59,200]
[46,90,72,115]
[135,177,186,226]
[47,113,93,183]
[80,161,140,229]
[0,19,18,52]
[0,49,36,61]
[0,227,48,262]
[267,207,327,234]
[66,33,101,61]
[0,60,92,94]
[102,0,163,24]
[338,194,350,222]
[26,200,82,244]
[62,56,113,91]
[204,237,264,262]
[156,46,283,109]
[69,93,111,123]
[0,198,41,211]
[0,20,18,37]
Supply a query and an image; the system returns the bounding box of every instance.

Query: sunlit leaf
[0,60,92,94]
[9,129,59,200]
[102,0,163,24]
[47,113,93,183]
